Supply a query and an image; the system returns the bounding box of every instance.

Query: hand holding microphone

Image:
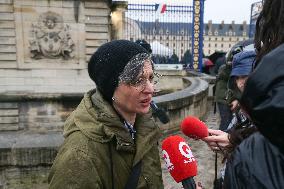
[162,135,197,189]
[180,116,227,153]
[203,129,230,151]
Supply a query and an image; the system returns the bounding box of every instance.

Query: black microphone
[150,101,170,124]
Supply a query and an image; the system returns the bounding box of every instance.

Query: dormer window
[214,30,218,35]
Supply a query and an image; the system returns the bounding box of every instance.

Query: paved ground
[160,101,223,189]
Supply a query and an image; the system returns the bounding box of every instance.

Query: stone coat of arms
[29,11,74,60]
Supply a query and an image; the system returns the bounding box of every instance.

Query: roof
[135,20,249,37]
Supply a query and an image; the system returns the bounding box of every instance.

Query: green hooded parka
[48,90,163,189]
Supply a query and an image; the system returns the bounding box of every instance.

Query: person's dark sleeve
[223,148,251,189]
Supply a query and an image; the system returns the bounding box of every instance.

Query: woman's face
[113,60,155,115]
[236,76,248,92]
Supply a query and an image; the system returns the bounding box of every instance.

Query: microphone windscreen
[181,116,209,139]
[161,135,197,183]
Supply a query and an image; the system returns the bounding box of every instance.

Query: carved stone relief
[14,2,85,69]
[29,11,74,60]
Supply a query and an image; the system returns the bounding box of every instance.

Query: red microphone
[181,116,209,139]
[162,135,197,189]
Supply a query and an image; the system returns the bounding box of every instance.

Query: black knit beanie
[88,40,149,103]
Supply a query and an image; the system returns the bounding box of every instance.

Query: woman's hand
[202,129,230,152]
[230,100,239,111]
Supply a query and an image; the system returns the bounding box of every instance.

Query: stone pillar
[191,0,205,72]
[111,1,127,40]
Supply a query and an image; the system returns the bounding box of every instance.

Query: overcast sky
[204,0,261,24]
[126,0,262,24]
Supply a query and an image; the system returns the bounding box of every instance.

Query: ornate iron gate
[124,2,193,65]
[124,0,204,71]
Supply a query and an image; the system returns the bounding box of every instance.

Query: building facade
[203,20,249,56]
[124,19,250,59]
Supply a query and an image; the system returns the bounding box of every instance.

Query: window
[208,43,211,47]
[181,43,184,47]
[209,37,211,41]
[229,44,231,48]
[215,37,218,41]
[160,36,163,40]
[208,50,211,54]
[215,44,217,47]
[221,44,223,48]
[221,37,224,41]
[173,37,176,40]
[173,43,176,47]
[181,49,183,54]
[166,43,169,46]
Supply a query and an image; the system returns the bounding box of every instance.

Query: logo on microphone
[179,142,195,164]
[162,150,174,171]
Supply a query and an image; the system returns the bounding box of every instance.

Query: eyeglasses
[130,72,162,91]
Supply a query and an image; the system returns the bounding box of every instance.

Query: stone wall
[154,77,208,133]
[0,0,119,95]
[0,0,127,131]
[154,70,187,93]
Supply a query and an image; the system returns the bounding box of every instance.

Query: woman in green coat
[48,40,164,189]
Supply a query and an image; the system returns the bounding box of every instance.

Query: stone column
[111,1,127,40]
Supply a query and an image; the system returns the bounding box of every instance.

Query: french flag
[155,4,167,13]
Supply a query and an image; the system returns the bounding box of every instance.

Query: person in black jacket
[224,0,284,188]
[224,43,284,189]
